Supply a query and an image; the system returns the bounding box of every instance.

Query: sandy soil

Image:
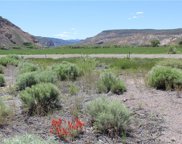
[0,54,182,59]
[120,74,182,144]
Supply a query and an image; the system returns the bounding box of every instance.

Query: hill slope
[0,16,40,49]
[82,29,182,46]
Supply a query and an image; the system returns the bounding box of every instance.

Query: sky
[0,0,182,40]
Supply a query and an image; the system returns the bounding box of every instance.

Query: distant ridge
[36,36,80,47]
[82,29,182,46]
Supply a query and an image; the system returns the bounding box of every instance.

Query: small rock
[171,137,176,142]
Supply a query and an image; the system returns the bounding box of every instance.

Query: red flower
[50,117,85,141]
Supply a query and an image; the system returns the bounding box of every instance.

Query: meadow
[0,46,182,55]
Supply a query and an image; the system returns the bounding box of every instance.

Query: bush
[20,83,60,115]
[0,55,20,66]
[0,74,5,87]
[23,42,35,49]
[0,98,11,125]
[97,72,126,94]
[168,46,177,54]
[147,66,182,90]
[0,65,4,74]
[3,134,58,144]
[35,70,58,84]
[76,57,97,75]
[111,80,126,95]
[151,39,160,47]
[157,59,182,69]
[87,97,130,136]
[18,62,39,74]
[16,72,37,90]
[16,71,58,90]
[52,62,80,80]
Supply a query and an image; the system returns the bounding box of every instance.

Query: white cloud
[128,11,144,20]
[54,28,79,39]
[136,11,144,15]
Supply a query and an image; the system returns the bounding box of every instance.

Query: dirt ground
[0,66,182,144]
[0,54,182,59]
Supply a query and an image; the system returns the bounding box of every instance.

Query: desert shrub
[97,72,126,94]
[0,65,4,74]
[147,66,182,90]
[23,42,36,49]
[87,97,130,136]
[16,70,58,90]
[35,70,58,84]
[0,55,20,66]
[20,83,60,115]
[16,72,37,90]
[18,62,39,74]
[76,57,97,75]
[69,84,79,95]
[0,98,11,125]
[168,46,177,54]
[3,134,58,144]
[111,80,126,95]
[52,62,80,80]
[157,59,182,69]
[0,74,5,87]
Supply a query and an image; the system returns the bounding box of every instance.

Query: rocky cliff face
[0,16,40,49]
[82,29,182,46]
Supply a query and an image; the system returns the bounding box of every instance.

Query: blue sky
[0,0,182,40]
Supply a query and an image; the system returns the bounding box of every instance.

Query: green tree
[151,39,160,47]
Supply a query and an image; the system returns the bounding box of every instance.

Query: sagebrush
[87,97,130,136]
[0,65,4,74]
[147,66,182,90]
[0,98,11,125]
[0,74,5,87]
[20,83,60,115]
[97,72,126,94]
[3,134,58,144]
[0,55,20,66]
[52,62,80,80]
[16,70,58,90]
[18,62,40,74]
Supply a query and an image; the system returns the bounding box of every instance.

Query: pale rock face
[82,29,182,46]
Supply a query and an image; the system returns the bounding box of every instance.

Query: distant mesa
[82,29,182,46]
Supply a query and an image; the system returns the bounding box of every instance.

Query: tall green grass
[0,46,182,55]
